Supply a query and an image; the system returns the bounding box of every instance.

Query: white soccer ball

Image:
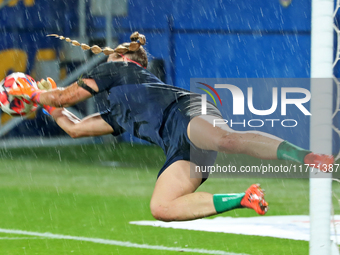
[0,72,39,116]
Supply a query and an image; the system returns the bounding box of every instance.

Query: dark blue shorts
[158,96,222,184]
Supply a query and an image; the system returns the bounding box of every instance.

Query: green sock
[213,193,245,213]
[277,140,311,164]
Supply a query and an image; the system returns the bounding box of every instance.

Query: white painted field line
[0,228,248,255]
[0,237,44,240]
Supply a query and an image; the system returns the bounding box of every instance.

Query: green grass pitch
[0,142,339,254]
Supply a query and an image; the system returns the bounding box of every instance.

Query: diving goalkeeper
[10,32,334,221]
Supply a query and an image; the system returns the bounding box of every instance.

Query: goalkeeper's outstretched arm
[9,77,99,108]
[50,108,113,138]
[37,78,98,108]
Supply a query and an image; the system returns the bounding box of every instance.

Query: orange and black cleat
[304,153,334,172]
[241,184,268,215]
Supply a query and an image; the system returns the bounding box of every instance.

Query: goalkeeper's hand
[9,77,42,101]
[9,77,57,100]
[37,77,57,115]
[9,77,57,115]
[37,77,57,91]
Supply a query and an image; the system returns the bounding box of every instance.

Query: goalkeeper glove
[37,77,57,90]
[9,77,57,103]
[9,77,57,115]
[9,77,43,103]
[37,77,57,115]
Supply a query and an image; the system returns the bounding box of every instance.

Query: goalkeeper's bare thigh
[187,115,282,159]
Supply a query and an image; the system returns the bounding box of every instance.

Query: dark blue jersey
[84,61,192,149]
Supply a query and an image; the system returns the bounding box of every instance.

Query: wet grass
[0,143,337,254]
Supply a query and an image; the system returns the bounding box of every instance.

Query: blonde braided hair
[47,32,148,67]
